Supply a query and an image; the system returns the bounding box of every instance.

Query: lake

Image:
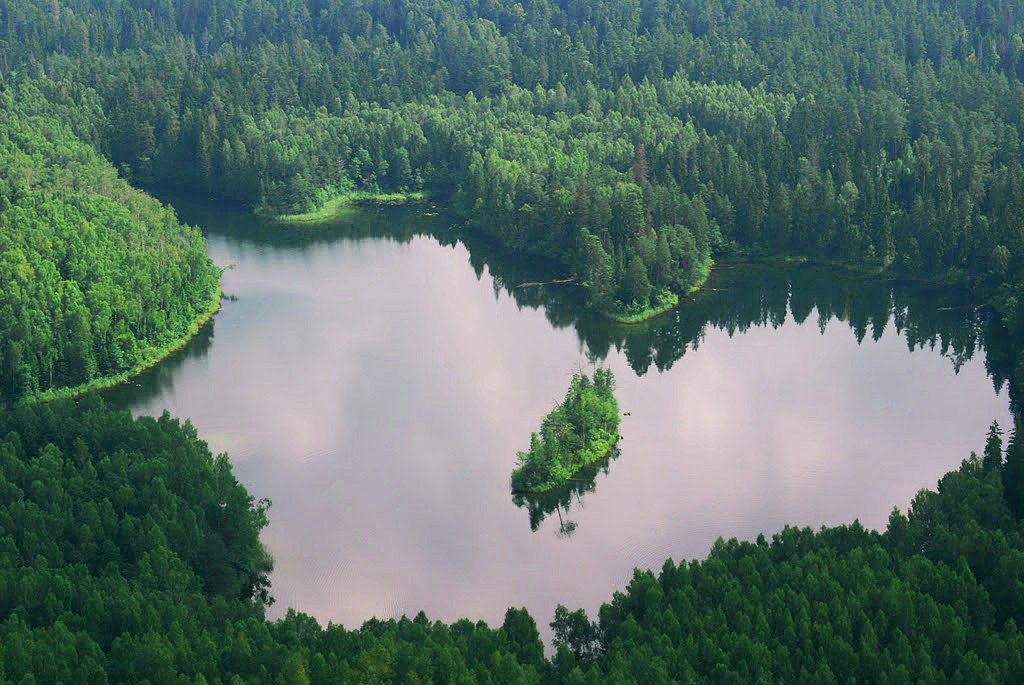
[105,195,1012,634]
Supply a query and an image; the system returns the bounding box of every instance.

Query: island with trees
[511,368,621,494]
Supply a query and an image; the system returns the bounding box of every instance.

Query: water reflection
[575,266,998,383]
[164,191,444,250]
[104,192,1013,637]
[512,449,621,537]
[103,318,217,407]
[163,191,1003,394]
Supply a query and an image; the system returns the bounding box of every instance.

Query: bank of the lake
[257,193,706,327]
[606,255,714,325]
[720,253,972,293]
[269,190,430,225]
[33,283,223,404]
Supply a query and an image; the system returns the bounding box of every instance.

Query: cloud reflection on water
[108,202,1012,637]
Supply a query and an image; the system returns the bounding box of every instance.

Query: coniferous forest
[3,0,1024,681]
[4,399,1024,681]
[4,0,1024,344]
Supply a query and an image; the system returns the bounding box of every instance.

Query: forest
[2,399,1024,681]
[0,79,221,404]
[4,0,1024,331]
[511,367,620,494]
[3,0,1024,680]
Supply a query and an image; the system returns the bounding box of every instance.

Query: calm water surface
[106,196,1012,631]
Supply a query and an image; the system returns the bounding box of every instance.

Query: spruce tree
[982,420,1003,473]
[1003,424,1024,518]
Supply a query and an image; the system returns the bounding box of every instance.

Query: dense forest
[4,0,1024,680]
[4,0,1024,325]
[3,399,1024,681]
[511,367,620,494]
[0,79,221,404]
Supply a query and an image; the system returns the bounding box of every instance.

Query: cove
[104,194,1012,633]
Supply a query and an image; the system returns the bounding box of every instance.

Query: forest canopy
[3,0,1024,679]
[5,0,1024,328]
[0,80,221,404]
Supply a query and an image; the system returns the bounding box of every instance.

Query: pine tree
[983,420,1003,473]
[1003,424,1024,518]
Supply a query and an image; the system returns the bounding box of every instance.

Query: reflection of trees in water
[570,266,1000,381]
[161,189,454,252]
[100,317,217,408]
[512,449,620,537]
[436,209,1010,397]
[160,192,1017,407]
[471,238,1012,405]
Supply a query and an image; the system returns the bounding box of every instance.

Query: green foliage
[3,0,1024,680]
[8,0,1024,327]
[984,420,1004,473]
[3,400,1024,681]
[270,190,429,225]
[0,398,273,681]
[1005,427,1024,520]
[0,399,544,683]
[551,605,600,662]
[511,368,621,494]
[0,81,220,404]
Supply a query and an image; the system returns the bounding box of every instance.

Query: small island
[511,368,621,494]
[513,446,620,537]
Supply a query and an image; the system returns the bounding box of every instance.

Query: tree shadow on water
[512,447,621,539]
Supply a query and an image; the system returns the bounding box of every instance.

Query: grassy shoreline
[717,252,971,291]
[606,293,680,324]
[269,191,430,225]
[31,282,224,404]
[605,255,714,325]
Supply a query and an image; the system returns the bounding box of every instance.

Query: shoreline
[267,191,430,225]
[716,253,971,292]
[35,197,974,406]
[604,255,715,325]
[31,282,224,404]
[603,251,971,327]
[606,293,680,324]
